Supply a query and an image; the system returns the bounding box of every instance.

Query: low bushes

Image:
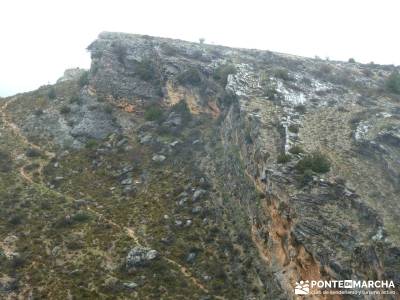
[0,151,12,172]
[78,71,89,87]
[296,151,330,174]
[60,105,71,114]
[177,67,202,86]
[135,59,157,81]
[289,145,304,155]
[144,105,164,121]
[48,88,56,99]
[277,153,291,164]
[213,64,236,86]
[386,71,400,94]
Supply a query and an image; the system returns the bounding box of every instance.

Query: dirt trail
[0,98,211,295]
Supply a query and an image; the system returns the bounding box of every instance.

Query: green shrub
[48,88,56,99]
[112,42,127,64]
[289,145,304,155]
[103,105,113,114]
[263,85,278,100]
[274,68,291,81]
[8,214,22,225]
[60,105,71,114]
[288,124,299,134]
[26,148,41,158]
[296,152,330,174]
[295,104,307,114]
[78,71,89,87]
[171,100,192,123]
[72,211,91,222]
[85,139,98,149]
[386,71,400,94]
[0,151,12,172]
[318,64,333,75]
[161,43,179,56]
[70,95,82,105]
[177,67,202,85]
[348,58,356,63]
[213,64,236,86]
[135,59,156,81]
[34,109,44,116]
[144,106,164,121]
[297,168,314,186]
[277,153,291,164]
[244,131,253,144]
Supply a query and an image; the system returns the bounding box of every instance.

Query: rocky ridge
[0,32,399,299]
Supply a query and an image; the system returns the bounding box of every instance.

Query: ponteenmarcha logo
[295,280,310,295]
[294,279,396,296]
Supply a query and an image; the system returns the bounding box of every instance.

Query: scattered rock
[123,282,138,289]
[191,206,202,214]
[126,246,159,268]
[186,252,197,263]
[193,189,206,202]
[152,154,166,162]
[121,178,133,185]
[170,140,180,147]
[140,134,152,144]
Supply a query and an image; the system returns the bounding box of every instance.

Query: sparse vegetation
[25,148,41,158]
[60,105,71,114]
[277,153,291,164]
[294,104,307,114]
[135,59,157,81]
[177,67,202,85]
[34,109,44,116]
[274,68,291,81]
[112,41,127,64]
[144,105,164,121]
[386,71,400,94]
[104,104,113,114]
[297,168,314,186]
[78,70,89,87]
[72,211,91,222]
[296,151,330,174]
[288,124,299,133]
[0,151,12,172]
[70,95,82,104]
[85,139,98,149]
[289,145,304,155]
[171,100,192,124]
[213,64,236,86]
[48,88,56,99]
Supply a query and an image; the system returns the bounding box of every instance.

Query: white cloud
[1,0,399,96]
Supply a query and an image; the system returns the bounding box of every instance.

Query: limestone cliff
[0,32,399,299]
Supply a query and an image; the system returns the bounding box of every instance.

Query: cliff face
[0,32,399,299]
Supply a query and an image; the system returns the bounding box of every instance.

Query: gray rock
[140,134,152,144]
[121,178,133,185]
[191,206,202,214]
[116,138,128,147]
[152,154,166,162]
[123,282,138,289]
[186,252,197,263]
[193,189,206,201]
[126,246,159,268]
[164,112,182,127]
[170,140,180,147]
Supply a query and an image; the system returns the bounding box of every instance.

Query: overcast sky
[1,0,399,97]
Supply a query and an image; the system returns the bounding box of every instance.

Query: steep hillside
[0,32,399,299]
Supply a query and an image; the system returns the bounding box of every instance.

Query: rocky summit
[0,31,399,299]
